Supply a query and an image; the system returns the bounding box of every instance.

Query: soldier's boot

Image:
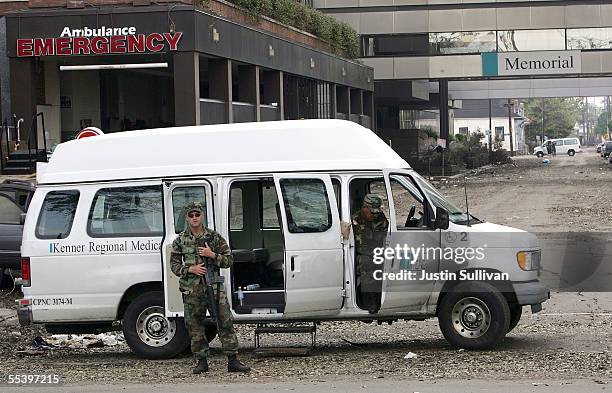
[192,358,209,374]
[227,354,250,372]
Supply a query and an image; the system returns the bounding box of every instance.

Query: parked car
[0,179,35,288]
[603,141,612,158]
[533,138,581,157]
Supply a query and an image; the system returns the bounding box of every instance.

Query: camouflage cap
[363,194,383,213]
[184,201,204,215]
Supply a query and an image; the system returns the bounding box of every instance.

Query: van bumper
[17,304,33,326]
[513,281,549,307]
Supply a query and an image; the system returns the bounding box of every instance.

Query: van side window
[88,186,162,237]
[229,188,243,230]
[261,184,280,228]
[36,190,80,239]
[279,179,331,233]
[390,175,428,230]
[564,139,578,145]
[0,195,22,224]
[172,186,207,233]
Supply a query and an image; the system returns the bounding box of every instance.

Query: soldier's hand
[198,243,216,259]
[188,263,207,276]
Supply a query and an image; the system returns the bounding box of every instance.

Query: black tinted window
[88,186,162,237]
[36,190,79,239]
[0,195,22,224]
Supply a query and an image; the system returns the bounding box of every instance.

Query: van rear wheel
[438,282,510,350]
[536,152,544,158]
[122,291,189,359]
[568,150,575,156]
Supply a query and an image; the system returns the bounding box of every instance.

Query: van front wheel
[536,152,544,158]
[438,282,510,350]
[122,291,189,359]
[568,150,575,156]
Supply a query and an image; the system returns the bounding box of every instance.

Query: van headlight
[517,250,541,271]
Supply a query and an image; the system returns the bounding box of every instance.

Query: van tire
[536,152,544,158]
[438,282,510,350]
[507,304,523,333]
[568,150,575,156]
[122,291,189,359]
[0,269,9,289]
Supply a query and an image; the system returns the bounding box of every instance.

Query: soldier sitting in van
[342,194,389,314]
[170,202,250,374]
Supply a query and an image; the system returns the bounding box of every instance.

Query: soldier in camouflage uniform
[170,202,250,374]
[343,194,389,314]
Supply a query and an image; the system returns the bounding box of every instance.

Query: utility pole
[541,99,545,144]
[606,96,611,140]
[505,99,515,156]
[488,99,492,152]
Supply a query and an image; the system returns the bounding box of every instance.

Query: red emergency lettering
[91,36,109,54]
[33,38,55,56]
[17,39,34,57]
[164,32,183,51]
[56,38,71,56]
[72,37,91,55]
[145,33,164,52]
[126,34,146,53]
[110,35,126,53]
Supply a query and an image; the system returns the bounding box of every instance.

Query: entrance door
[161,180,214,318]
[273,174,344,317]
[379,170,439,313]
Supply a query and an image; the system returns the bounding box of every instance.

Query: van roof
[37,120,410,185]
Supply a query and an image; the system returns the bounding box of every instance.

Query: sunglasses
[187,212,202,218]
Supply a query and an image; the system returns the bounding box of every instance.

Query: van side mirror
[20,213,27,225]
[434,207,449,230]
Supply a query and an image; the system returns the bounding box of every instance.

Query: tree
[595,111,612,135]
[523,98,580,143]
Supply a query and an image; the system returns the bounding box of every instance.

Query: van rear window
[36,190,80,239]
[88,186,163,237]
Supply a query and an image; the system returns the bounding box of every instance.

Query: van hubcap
[136,306,176,347]
[452,297,491,339]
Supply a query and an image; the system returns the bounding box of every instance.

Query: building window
[361,34,429,57]
[36,190,80,239]
[567,28,612,50]
[498,29,565,52]
[495,126,505,141]
[430,31,497,54]
[399,109,418,129]
[459,127,469,135]
[88,186,163,237]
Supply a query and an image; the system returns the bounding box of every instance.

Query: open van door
[273,173,343,317]
[161,180,215,318]
[378,169,439,313]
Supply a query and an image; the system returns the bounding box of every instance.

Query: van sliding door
[273,173,343,317]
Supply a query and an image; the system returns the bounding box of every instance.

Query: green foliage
[595,111,612,135]
[523,98,580,142]
[419,126,439,140]
[219,0,360,59]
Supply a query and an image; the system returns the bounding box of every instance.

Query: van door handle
[290,256,295,271]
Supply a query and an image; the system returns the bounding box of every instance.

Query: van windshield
[410,172,482,225]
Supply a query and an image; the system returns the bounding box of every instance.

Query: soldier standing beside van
[170,202,250,374]
[342,194,389,314]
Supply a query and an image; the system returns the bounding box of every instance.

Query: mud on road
[1,150,611,386]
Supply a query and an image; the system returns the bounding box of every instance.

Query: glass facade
[361,27,612,57]
[567,28,612,50]
[430,31,496,54]
[497,29,565,52]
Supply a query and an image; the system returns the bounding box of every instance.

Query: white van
[18,120,548,359]
[533,137,581,157]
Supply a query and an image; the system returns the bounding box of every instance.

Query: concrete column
[210,58,232,123]
[9,57,37,145]
[439,79,449,142]
[173,52,200,126]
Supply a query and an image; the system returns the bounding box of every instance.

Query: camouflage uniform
[352,194,389,313]
[170,204,239,360]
